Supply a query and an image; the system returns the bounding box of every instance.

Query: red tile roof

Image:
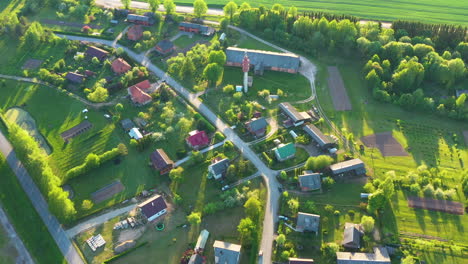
[186,130,210,148]
[127,25,143,41]
[129,85,152,105]
[134,80,151,90]
[111,58,131,74]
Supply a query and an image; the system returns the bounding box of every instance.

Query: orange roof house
[128,80,153,105]
[111,58,131,74]
[127,25,144,41]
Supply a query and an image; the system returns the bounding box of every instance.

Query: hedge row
[103,242,149,263]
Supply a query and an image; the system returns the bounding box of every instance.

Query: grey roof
[299,171,321,190]
[188,254,204,264]
[337,247,391,264]
[246,117,268,132]
[213,240,241,264]
[127,14,150,22]
[156,39,174,51]
[296,212,320,233]
[303,124,335,148]
[121,118,135,131]
[226,47,300,72]
[209,158,230,176]
[179,22,213,34]
[343,225,361,249]
[330,159,366,175]
[279,103,310,123]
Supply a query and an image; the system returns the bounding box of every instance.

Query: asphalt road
[0,132,84,264]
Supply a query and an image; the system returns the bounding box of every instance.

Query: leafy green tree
[81,199,94,211]
[380,177,395,200]
[169,167,184,182]
[208,50,227,65]
[223,1,237,20]
[237,217,256,245]
[367,189,386,212]
[361,215,375,233]
[276,234,286,247]
[271,3,284,13]
[179,57,196,82]
[121,0,131,9]
[287,198,299,215]
[164,0,176,15]
[223,84,234,93]
[148,0,160,13]
[187,212,202,225]
[87,87,109,102]
[114,103,124,113]
[244,196,261,220]
[22,21,46,49]
[304,155,334,171]
[401,255,416,264]
[321,243,339,262]
[48,186,77,221]
[287,6,298,17]
[203,63,223,87]
[193,0,208,19]
[239,2,251,11]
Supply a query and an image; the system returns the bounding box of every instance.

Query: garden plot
[407,196,464,215]
[5,107,51,154]
[21,59,43,70]
[361,132,408,157]
[91,180,125,204]
[327,66,352,111]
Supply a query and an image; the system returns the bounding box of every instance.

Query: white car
[104,114,111,119]
[278,215,288,221]
[221,185,230,191]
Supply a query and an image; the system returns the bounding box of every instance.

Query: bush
[223,84,234,94]
[214,131,225,142]
[103,242,148,263]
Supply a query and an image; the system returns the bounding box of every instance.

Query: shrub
[223,84,234,94]
[423,184,435,197]
[214,131,225,142]
[348,210,356,217]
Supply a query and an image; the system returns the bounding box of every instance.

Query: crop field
[174,0,468,26]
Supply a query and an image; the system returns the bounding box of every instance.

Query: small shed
[194,229,210,252]
[121,118,135,132]
[129,127,143,140]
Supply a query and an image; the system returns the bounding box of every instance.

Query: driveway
[0,132,84,264]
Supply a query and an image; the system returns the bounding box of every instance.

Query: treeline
[302,11,358,23]
[65,143,128,181]
[7,123,76,222]
[392,20,467,50]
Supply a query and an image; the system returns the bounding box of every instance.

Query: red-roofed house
[111,58,131,74]
[127,25,143,41]
[186,130,210,150]
[128,80,153,105]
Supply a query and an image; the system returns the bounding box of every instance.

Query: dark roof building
[138,195,167,222]
[330,158,366,176]
[179,22,215,36]
[186,130,210,150]
[289,258,315,264]
[127,14,154,25]
[245,117,268,137]
[150,149,174,175]
[298,171,321,191]
[303,123,336,149]
[226,47,300,75]
[120,118,135,131]
[279,103,311,127]
[342,224,362,249]
[86,46,109,61]
[336,247,391,264]
[127,24,143,41]
[65,72,85,83]
[60,121,93,142]
[213,240,241,264]
[296,212,320,233]
[208,158,230,180]
[155,39,175,55]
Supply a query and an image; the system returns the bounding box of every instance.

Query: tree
[176,117,193,135]
[361,215,375,233]
[287,198,299,215]
[380,177,395,200]
[276,234,286,247]
[203,63,223,87]
[187,212,202,225]
[81,199,94,210]
[237,217,256,245]
[321,243,339,262]
[114,103,124,113]
[367,189,386,212]
[304,155,333,171]
[223,84,234,93]
[287,6,298,17]
[164,0,176,15]
[208,50,227,65]
[223,1,237,20]
[244,196,261,220]
[401,255,416,264]
[271,3,284,13]
[22,22,46,49]
[239,2,251,11]
[193,0,208,19]
[169,167,184,182]
[121,0,131,9]
[180,57,196,82]
[87,87,109,102]
[148,0,160,13]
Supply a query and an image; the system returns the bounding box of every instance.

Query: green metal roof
[275,143,296,159]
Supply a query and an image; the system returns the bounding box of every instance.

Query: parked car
[221,185,230,191]
[104,114,111,119]
[278,215,288,221]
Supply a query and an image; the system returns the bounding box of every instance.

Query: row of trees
[7,123,76,222]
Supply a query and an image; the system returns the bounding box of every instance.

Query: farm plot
[407,197,464,215]
[361,131,408,157]
[21,59,43,70]
[5,107,52,154]
[327,66,352,111]
[91,180,125,204]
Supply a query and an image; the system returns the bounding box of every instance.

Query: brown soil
[327,66,352,111]
[361,132,408,157]
[91,180,125,203]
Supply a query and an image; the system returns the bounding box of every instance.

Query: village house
[111,58,131,74]
[274,142,296,162]
[65,72,85,84]
[289,257,315,264]
[85,46,109,61]
[342,223,363,249]
[127,14,154,25]
[128,80,153,105]
[120,118,135,132]
[128,127,143,140]
[179,22,215,36]
[194,229,209,252]
[298,171,321,191]
[279,102,312,127]
[245,117,268,137]
[336,247,391,264]
[155,40,175,55]
[296,212,320,234]
[303,123,336,150]
[226,47,300,75]
[127,24,143,41]
[213,240,241,264]
[138,195,167,222]
[150,149,174,175]
[208,158,229,180]
[330,158,366,177]
[186,130,210,150]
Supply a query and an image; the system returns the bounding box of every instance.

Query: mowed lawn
[0,154,66,264]
[178,0,468,25]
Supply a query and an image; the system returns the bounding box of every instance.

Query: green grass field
[0,154,66,264]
